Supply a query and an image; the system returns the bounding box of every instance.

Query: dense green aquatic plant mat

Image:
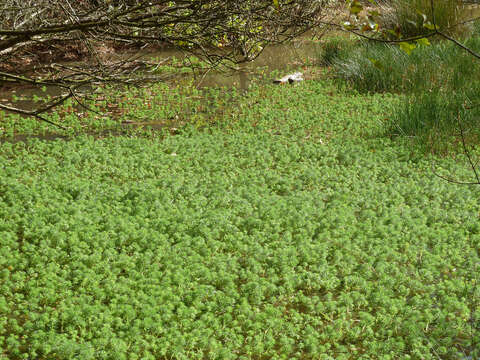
[0,80,479,359]
[0,79,241,139]
[0,68,379,141]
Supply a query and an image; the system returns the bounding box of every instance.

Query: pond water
[0,38,322,113]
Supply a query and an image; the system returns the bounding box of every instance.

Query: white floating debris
[273,72,304,84]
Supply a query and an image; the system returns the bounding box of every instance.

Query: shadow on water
[0,133,69,144]
[0,121,181,144]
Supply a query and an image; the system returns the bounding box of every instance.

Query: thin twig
[437,31,480,60]
[0,102,67,129]
[431,164,480,185]
[430,0,437,31]
[457,111,480,184]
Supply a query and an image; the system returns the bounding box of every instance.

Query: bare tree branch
[457,111,480,184]
[0,102,67,129]
[0,0,329,124]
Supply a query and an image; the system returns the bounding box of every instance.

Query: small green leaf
[399,42,416,55]
[423,22,436,30]
[416,37,430,46]
[273,0,279,8]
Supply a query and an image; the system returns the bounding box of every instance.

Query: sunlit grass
[318,34,480,152]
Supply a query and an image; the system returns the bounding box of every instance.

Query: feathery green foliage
[0,78,479,359]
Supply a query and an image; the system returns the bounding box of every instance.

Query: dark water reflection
[0,39,320,108]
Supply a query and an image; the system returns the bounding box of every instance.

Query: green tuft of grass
[316,37,357,67]
[379,0,468,39]
[319,34,480,150]
[389,85,480,153]
[328,37,480,94]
